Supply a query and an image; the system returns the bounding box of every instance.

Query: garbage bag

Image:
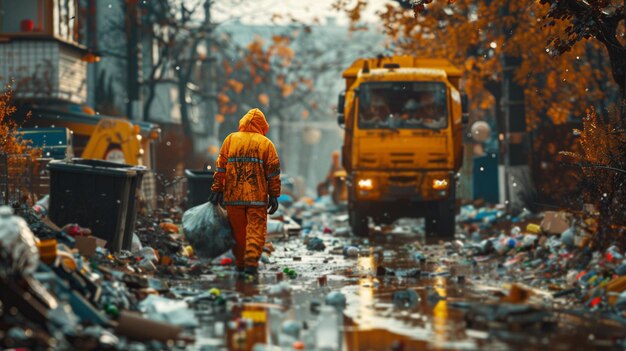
[182,202,234,259]
[0,206,40,278]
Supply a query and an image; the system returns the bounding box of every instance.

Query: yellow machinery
[16,104,161,168]
[338,56,468,236]
[15,104,162,209]
[81,117,161,167]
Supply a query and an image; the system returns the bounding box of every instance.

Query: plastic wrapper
[267,219,285,235]
[182,202,234,259]
[0,206,40,278]
[138,295,198,327]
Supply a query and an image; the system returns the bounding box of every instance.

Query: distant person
[209,108,281,278]
[401,98,422,126]
[362,92,390,125]
[316,150,342,198]
[417,92,446,128]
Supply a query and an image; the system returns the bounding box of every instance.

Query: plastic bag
[182,202,234,259]
[0,206,40,278]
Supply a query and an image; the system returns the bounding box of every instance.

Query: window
[0,0,48,34]
[0,0,80,44]
[358,81,449,130]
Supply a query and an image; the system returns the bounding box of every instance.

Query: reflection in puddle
[187,232,626,351]
[357,256,376,330]
[433,276,449,344]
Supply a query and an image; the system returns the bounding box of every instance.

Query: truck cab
[338,56,468,237]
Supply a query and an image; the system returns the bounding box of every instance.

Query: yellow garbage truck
[337,56,468,237]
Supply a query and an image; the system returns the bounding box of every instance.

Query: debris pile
[0,202,218,349]
[454,205,626,321]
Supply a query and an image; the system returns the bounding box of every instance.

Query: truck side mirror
[337,92,346,127]
[461,92,469,124]
[337,92,345,113]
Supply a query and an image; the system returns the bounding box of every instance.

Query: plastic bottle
[32,195,50,219]
[343,246,359,257]
[315,306,339,351]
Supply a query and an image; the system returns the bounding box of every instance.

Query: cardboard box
[540,211,570,235]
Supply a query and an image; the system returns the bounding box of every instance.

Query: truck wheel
[425,200,455,238]
[350,210,369,237]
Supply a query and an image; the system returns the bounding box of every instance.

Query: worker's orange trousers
[225,206,267,268]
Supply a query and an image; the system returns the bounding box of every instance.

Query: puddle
[173,228,626,350]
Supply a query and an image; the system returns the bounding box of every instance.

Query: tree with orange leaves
[537,0,626,122]
[0,83,41,204]
[211,24,363,139]
[336,0,617,128]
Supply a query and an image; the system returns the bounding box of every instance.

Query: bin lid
[48,158,146,177]
[185,169,215,178]
[71,158,147,172]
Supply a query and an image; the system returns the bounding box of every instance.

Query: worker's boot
[234,267,245,279]
[243,266,259,282]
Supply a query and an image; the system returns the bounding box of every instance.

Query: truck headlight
[357,178,374,190]
[432,179,448,190]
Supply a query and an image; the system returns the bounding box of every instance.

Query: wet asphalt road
[169,217,626,351]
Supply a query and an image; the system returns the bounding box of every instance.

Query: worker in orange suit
[208,108,281,278]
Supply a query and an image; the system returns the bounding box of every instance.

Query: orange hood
[239,108,269,136]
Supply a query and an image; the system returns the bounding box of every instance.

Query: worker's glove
[267,196,279,215]
[208,192,223,206]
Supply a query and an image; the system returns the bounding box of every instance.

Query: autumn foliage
[212,29,319,136]
[0,83,41,204]
[538,0,626,109]
[0,85,35,156]
[356,0,618,128]
[559,107,626,243]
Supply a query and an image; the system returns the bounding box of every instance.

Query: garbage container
[185,169,214,208]
[48,159,146,253]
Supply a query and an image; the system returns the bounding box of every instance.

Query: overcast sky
[210,0,388,25]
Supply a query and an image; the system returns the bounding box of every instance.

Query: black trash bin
[185,169,214,208]
[48,159,146,253]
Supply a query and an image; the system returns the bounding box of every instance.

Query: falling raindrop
[480,167,484,171]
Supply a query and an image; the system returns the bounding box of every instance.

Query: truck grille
[389,152,415,166]
[428,152,448,164]
[388,175,417,184]
[359,153,378,167]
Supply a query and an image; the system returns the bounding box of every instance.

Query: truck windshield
[357,82,448,130]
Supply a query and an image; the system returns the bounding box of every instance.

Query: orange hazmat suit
[211,108,281,268]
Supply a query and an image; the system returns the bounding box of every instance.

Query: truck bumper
[349,170,455,203]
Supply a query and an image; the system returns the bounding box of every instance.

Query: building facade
[0,0,88,104]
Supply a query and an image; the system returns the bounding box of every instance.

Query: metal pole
[500,0,511,212]
[623,0,626,127]
[499,0,529,213]
[125,0,140,120]
[203,0,220,141]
